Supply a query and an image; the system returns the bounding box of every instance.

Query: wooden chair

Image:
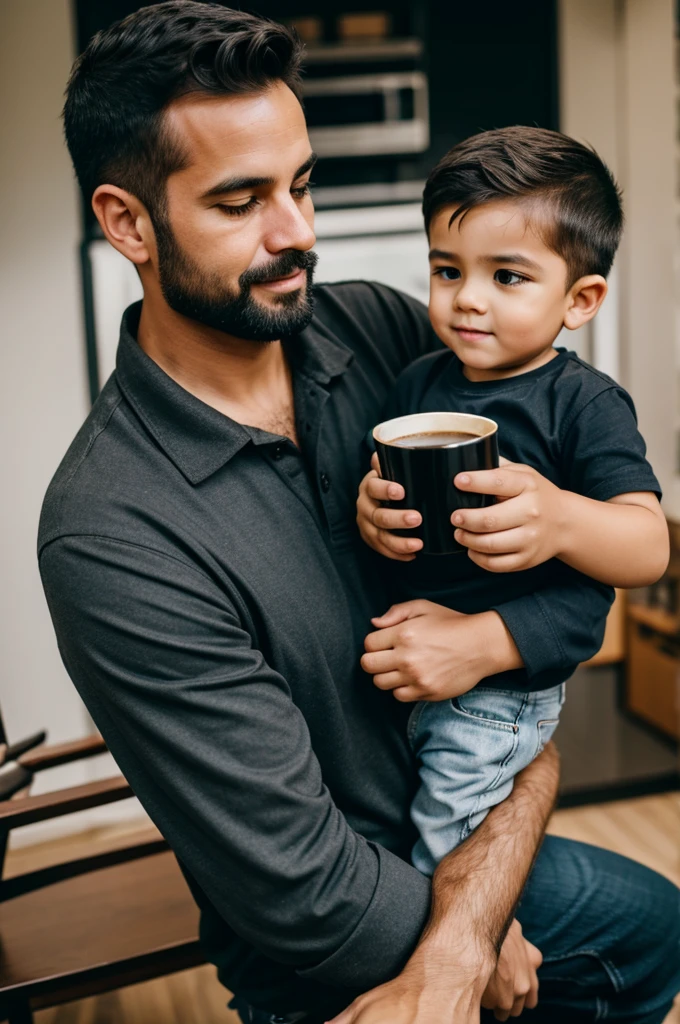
[0,712,206,1023]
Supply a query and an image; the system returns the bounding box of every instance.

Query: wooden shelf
[627,603,680,638]
[584,589,626,666]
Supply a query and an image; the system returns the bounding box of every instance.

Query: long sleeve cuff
[492,578,613,681]
[492,593,569,680]
[298,844,431,990]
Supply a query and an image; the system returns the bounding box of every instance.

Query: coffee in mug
[389,430,480,448]
[373,412,499,555]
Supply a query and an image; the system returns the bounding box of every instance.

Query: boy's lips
[452,325,492,341]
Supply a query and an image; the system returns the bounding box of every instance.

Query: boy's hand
[356,453,424,561]
[452,462,564,573]
[361,600,521,702]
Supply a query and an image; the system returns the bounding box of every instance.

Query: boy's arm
[454,384,669,588]
[358,467,615,700]
[356,454,668,587]
[561,491,669,584]
[451,467,669,589]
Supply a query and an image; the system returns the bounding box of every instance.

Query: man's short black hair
[63,1,304,217]
[422,126,624,285]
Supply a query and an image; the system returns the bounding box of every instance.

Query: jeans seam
[542,947,624,994]
[462,721,521,837]
[407,701,424,747]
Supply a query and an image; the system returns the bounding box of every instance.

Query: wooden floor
[4,793,678,1023]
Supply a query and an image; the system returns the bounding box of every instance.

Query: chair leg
[7,999,33,1024]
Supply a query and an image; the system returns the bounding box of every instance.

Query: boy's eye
[433,267,460,281]
[494,269,526,286]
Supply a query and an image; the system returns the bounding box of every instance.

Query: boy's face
[428,200,576,381]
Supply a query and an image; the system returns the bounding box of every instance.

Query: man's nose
[264,195,316,254]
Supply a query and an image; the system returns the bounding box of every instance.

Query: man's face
[428,200,572,380]
[151,81,318,341]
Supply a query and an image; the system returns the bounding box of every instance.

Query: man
[39,3,680,1022]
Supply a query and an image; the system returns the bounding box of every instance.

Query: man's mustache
[240,249,318,288]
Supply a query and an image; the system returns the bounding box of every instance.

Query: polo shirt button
[272,445,285,461]
[320,472,331,493]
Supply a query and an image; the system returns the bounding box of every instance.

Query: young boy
[356,126,669,876]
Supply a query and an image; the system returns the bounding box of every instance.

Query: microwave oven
[302,70,429,158]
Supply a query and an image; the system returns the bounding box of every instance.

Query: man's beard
[154,217,318,342]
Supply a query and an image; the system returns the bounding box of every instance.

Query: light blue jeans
[408,683,566,876]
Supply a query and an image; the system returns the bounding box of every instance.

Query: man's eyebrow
[293,152,318,180]
[200,152,317,200]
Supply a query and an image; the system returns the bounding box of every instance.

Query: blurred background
[0,1,679,1020]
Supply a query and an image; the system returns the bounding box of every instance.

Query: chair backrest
[0,728,166,903]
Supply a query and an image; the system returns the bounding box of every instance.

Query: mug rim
[373,411,498,448]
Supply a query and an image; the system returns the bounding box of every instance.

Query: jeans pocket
[535,716,560,757]
[530,684,565,758]
[451,687,526,732]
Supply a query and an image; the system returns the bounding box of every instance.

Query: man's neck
[137,298,298,443]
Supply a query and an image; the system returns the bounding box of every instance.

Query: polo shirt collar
[114,300,353,485]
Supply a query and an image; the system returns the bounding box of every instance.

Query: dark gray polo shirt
[38,282,612,1017]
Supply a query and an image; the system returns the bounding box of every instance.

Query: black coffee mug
[373,411,499,555]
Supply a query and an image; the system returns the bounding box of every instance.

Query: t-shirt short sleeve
[561,386,661,501]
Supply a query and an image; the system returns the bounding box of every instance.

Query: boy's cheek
[428,307,455,349]
[428,294,449,337]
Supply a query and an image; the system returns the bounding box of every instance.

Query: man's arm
[38,534,430,990]
[39,530,556,1014]
[330,744,560,1023]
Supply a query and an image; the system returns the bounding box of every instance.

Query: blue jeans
[233,836,680,1023]
[409,684,566,875]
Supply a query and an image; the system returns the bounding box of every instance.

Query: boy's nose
[454,283,487,314]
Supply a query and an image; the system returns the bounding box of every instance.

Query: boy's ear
[563,274,608,331]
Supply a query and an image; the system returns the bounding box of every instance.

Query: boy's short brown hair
[422,126,623,286]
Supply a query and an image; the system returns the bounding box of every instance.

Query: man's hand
[451,462,564,573]
[328,920,542,1024]
[356,453,423,561]
[361,600,521,702]
[481,919,542,1020]
[327,947,493,1024]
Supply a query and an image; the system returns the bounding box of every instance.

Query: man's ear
[91,185,154,266]
[563,274,608,331]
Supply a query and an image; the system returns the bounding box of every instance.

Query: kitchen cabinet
[625,604,680,740]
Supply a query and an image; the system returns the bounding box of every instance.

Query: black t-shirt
[383,348,660,692]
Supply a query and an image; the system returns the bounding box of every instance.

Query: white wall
[0,0,145,840]
[618,0,678,511]
[559,0,678,509]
